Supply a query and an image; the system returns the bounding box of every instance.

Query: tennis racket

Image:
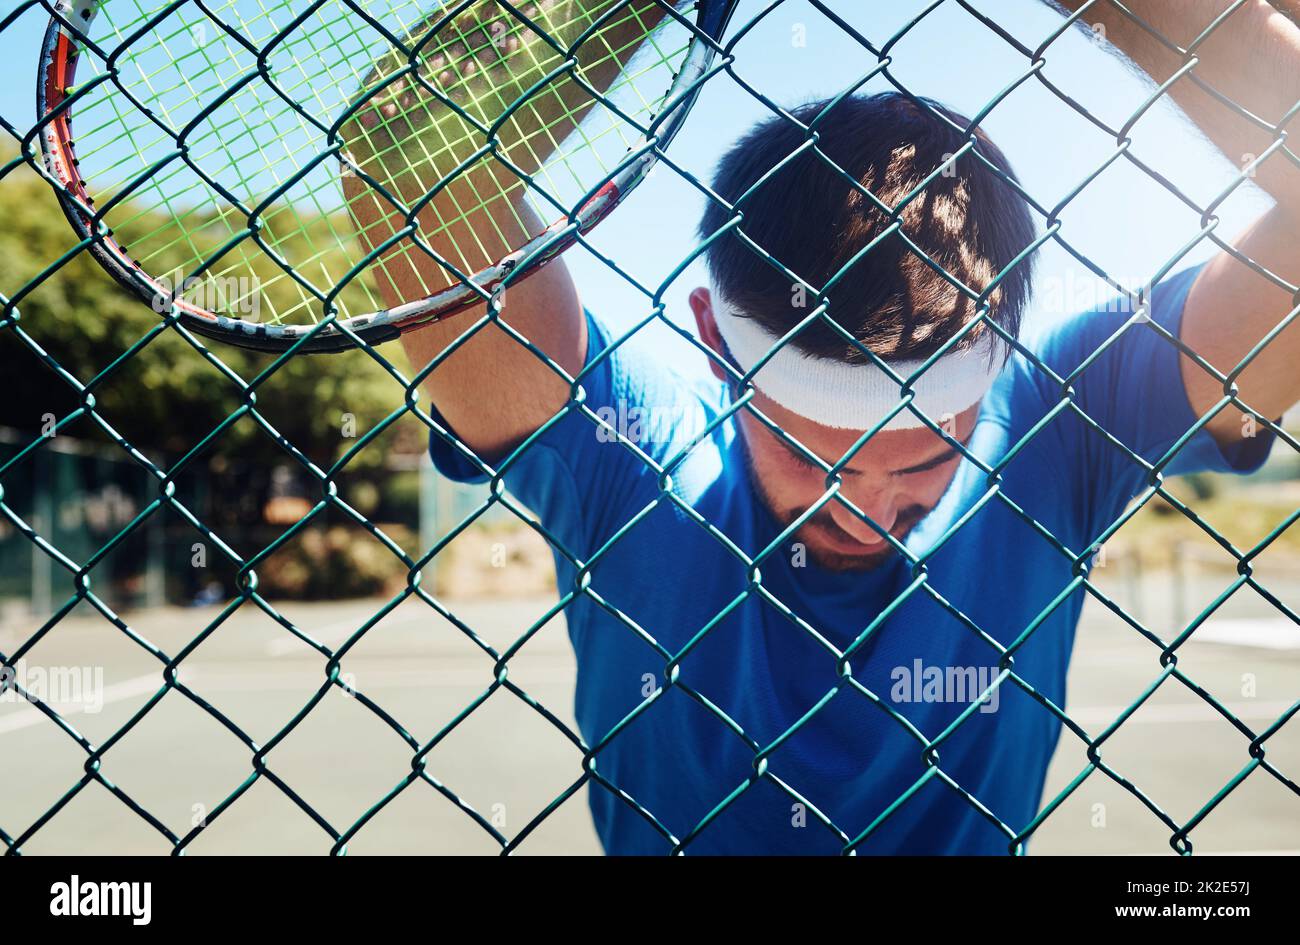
[37,0,735,352]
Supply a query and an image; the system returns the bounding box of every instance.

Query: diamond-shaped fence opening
[1,0,1297,855]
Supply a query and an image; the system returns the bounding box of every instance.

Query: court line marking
[177,663,577,690]
[1067,699,1295,726]
[264,612,433,657]
[0,671,184,736]
[1186,618,1299,651]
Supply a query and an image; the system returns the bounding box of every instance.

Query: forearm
[345,147,588,461]
[349,1,670,189]
[343,0,672,280]
[342,0,669,313]
[343,3,674,456]
[1053,2,1300,205]
[396,254,588,462]
[1178,203,1300,430]
[1050,1,1300,434]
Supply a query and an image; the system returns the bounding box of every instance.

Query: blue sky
[557,0,1273,367]
[0,0,1273,373]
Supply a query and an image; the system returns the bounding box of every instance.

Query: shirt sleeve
[426,310,719,561]
[1006,263,1277,537]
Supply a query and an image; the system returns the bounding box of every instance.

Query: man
[345,1,1299,853]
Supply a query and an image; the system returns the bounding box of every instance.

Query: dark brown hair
[698,92,1035,362]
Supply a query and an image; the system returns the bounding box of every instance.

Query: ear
[689,286,730,384]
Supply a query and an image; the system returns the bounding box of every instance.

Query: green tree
[0,148,426,471]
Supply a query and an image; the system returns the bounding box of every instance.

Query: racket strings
[82,1,510,315]
[353,2,689,292]
[59,0,696,327]
[77,1,327,318]
[106,0,388,321]
[350,6,599,294]
[119,1,677,296]
[76,0,432,320]
[357,3,679,195]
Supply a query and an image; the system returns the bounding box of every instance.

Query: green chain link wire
[1,0,1297,854]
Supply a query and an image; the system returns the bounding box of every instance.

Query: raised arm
[1052,0,1300,445]
[340,1,669,460]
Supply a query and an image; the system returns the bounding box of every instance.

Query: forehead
[744,388,979,467]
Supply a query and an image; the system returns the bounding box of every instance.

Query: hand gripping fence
[0,0,1297,855]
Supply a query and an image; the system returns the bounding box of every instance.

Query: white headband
[712,297,1008,431]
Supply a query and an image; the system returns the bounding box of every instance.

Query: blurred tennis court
[2,558,1296,854]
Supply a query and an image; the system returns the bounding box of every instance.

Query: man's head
[691,92,1035,571]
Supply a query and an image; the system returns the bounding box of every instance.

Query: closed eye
[893,430,975,475]
[894,444,966,476]
[782,431,974,477]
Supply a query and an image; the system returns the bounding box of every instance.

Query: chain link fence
[1,0,1297,854]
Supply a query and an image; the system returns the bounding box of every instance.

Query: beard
[777,503,928,572]
[743,454,929,572]
[735,420,933,573]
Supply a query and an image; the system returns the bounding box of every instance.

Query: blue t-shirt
[427,264,1275,854]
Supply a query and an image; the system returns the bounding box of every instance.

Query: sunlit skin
[689,287,980,572]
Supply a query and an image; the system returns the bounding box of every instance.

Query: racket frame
[36,0,736,353]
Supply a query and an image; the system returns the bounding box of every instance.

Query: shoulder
[983,263,1210,425]
[1027,264,1206,378]
[584,309,733,455]
[571,309,745,511]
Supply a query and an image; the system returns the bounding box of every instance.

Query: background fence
[0,426,528,616]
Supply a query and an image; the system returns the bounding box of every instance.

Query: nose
[828,492,896,546]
